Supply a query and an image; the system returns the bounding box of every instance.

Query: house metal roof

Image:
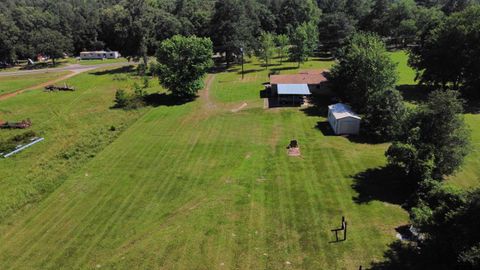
[277,84,312,95]
[270,70,327,85]
[277,84,312,96]
[328,103,361,120]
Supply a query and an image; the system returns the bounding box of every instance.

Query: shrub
[114,89,129,108]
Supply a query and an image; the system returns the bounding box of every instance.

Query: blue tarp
[277,84,311,95]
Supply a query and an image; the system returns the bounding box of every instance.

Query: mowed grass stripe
[109,108,225,268]
[5,112,167,268]
[52,104,204,267]
[175,116,229,269]
[70,106,208,268]
[3,103,192,268]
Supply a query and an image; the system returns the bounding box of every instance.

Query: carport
[276,84,311,106]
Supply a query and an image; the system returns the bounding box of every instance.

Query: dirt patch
[200,74,216,110]
[231,102,248,113]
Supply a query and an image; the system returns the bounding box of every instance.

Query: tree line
[1,0,480,65]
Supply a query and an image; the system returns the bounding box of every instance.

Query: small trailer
[45,83,75,92]
[0,119,32,129]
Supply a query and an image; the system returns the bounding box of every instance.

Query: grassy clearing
[0,67,160,221]
[0,57,409,269]
[0,72,70,95]
[388,51,417,85]
[447,113,480,188]
[0,52,477,269]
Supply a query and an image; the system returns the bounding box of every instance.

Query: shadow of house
[351,166,415,206]
[92,65,135,75]
[316,121,335,136]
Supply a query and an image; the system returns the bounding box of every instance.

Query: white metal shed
[328,103,361,135]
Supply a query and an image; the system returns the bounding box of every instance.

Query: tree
[361,0,392,36]
[210,0,258,66]
[289,21,318,67]
[156,35,213,99]
[318,12,357,48]
[372,185,480,270]
[411,185,480,269]
[33,28,72,65]
[114,89,129,108]
[362,89,407,141]
[386,90,470,181]
[317,0,373,48]
[278,0,321,33]
[387,0,419,46]
[0,15,18,64]
[276,34,290,63]
[256,32,276,69]
[99,0,149,62]
[329,32,397,112]
[409,5,480,98]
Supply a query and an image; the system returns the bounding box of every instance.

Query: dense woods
[1,0,479,64]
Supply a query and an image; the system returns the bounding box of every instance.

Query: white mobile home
[328,103,361,135]
[80,51,120,60]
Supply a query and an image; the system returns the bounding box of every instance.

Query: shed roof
[328,103,361,120]
[277,84,312,95]
[270,71,327,85]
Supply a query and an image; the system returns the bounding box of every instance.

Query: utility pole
[241,47,244,80]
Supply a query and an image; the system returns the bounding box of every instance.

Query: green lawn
[388,51,417,85]
[0,67,155,221]
[64,57,129,66]
[0,52,477,269]
[0,57,409,269]
[0,72,70,95]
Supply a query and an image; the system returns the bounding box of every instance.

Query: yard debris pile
[44,83,75,92]
[0,119,32,129]
[287,140,301,156]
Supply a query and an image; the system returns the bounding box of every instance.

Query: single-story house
[268,71,328,105]
[328,103,361,135]
[80,51,120,60]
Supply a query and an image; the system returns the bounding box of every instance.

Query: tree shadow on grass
[351,166,415,206]
[91,65,135,75]
[464,98,480,114]
[270,66,299,73]
[237,68,263,75]
[301,93,334,117]
[396,84,432,105]
[143,93,193,107]
[346,134,389,145]
[369,240,422,270]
